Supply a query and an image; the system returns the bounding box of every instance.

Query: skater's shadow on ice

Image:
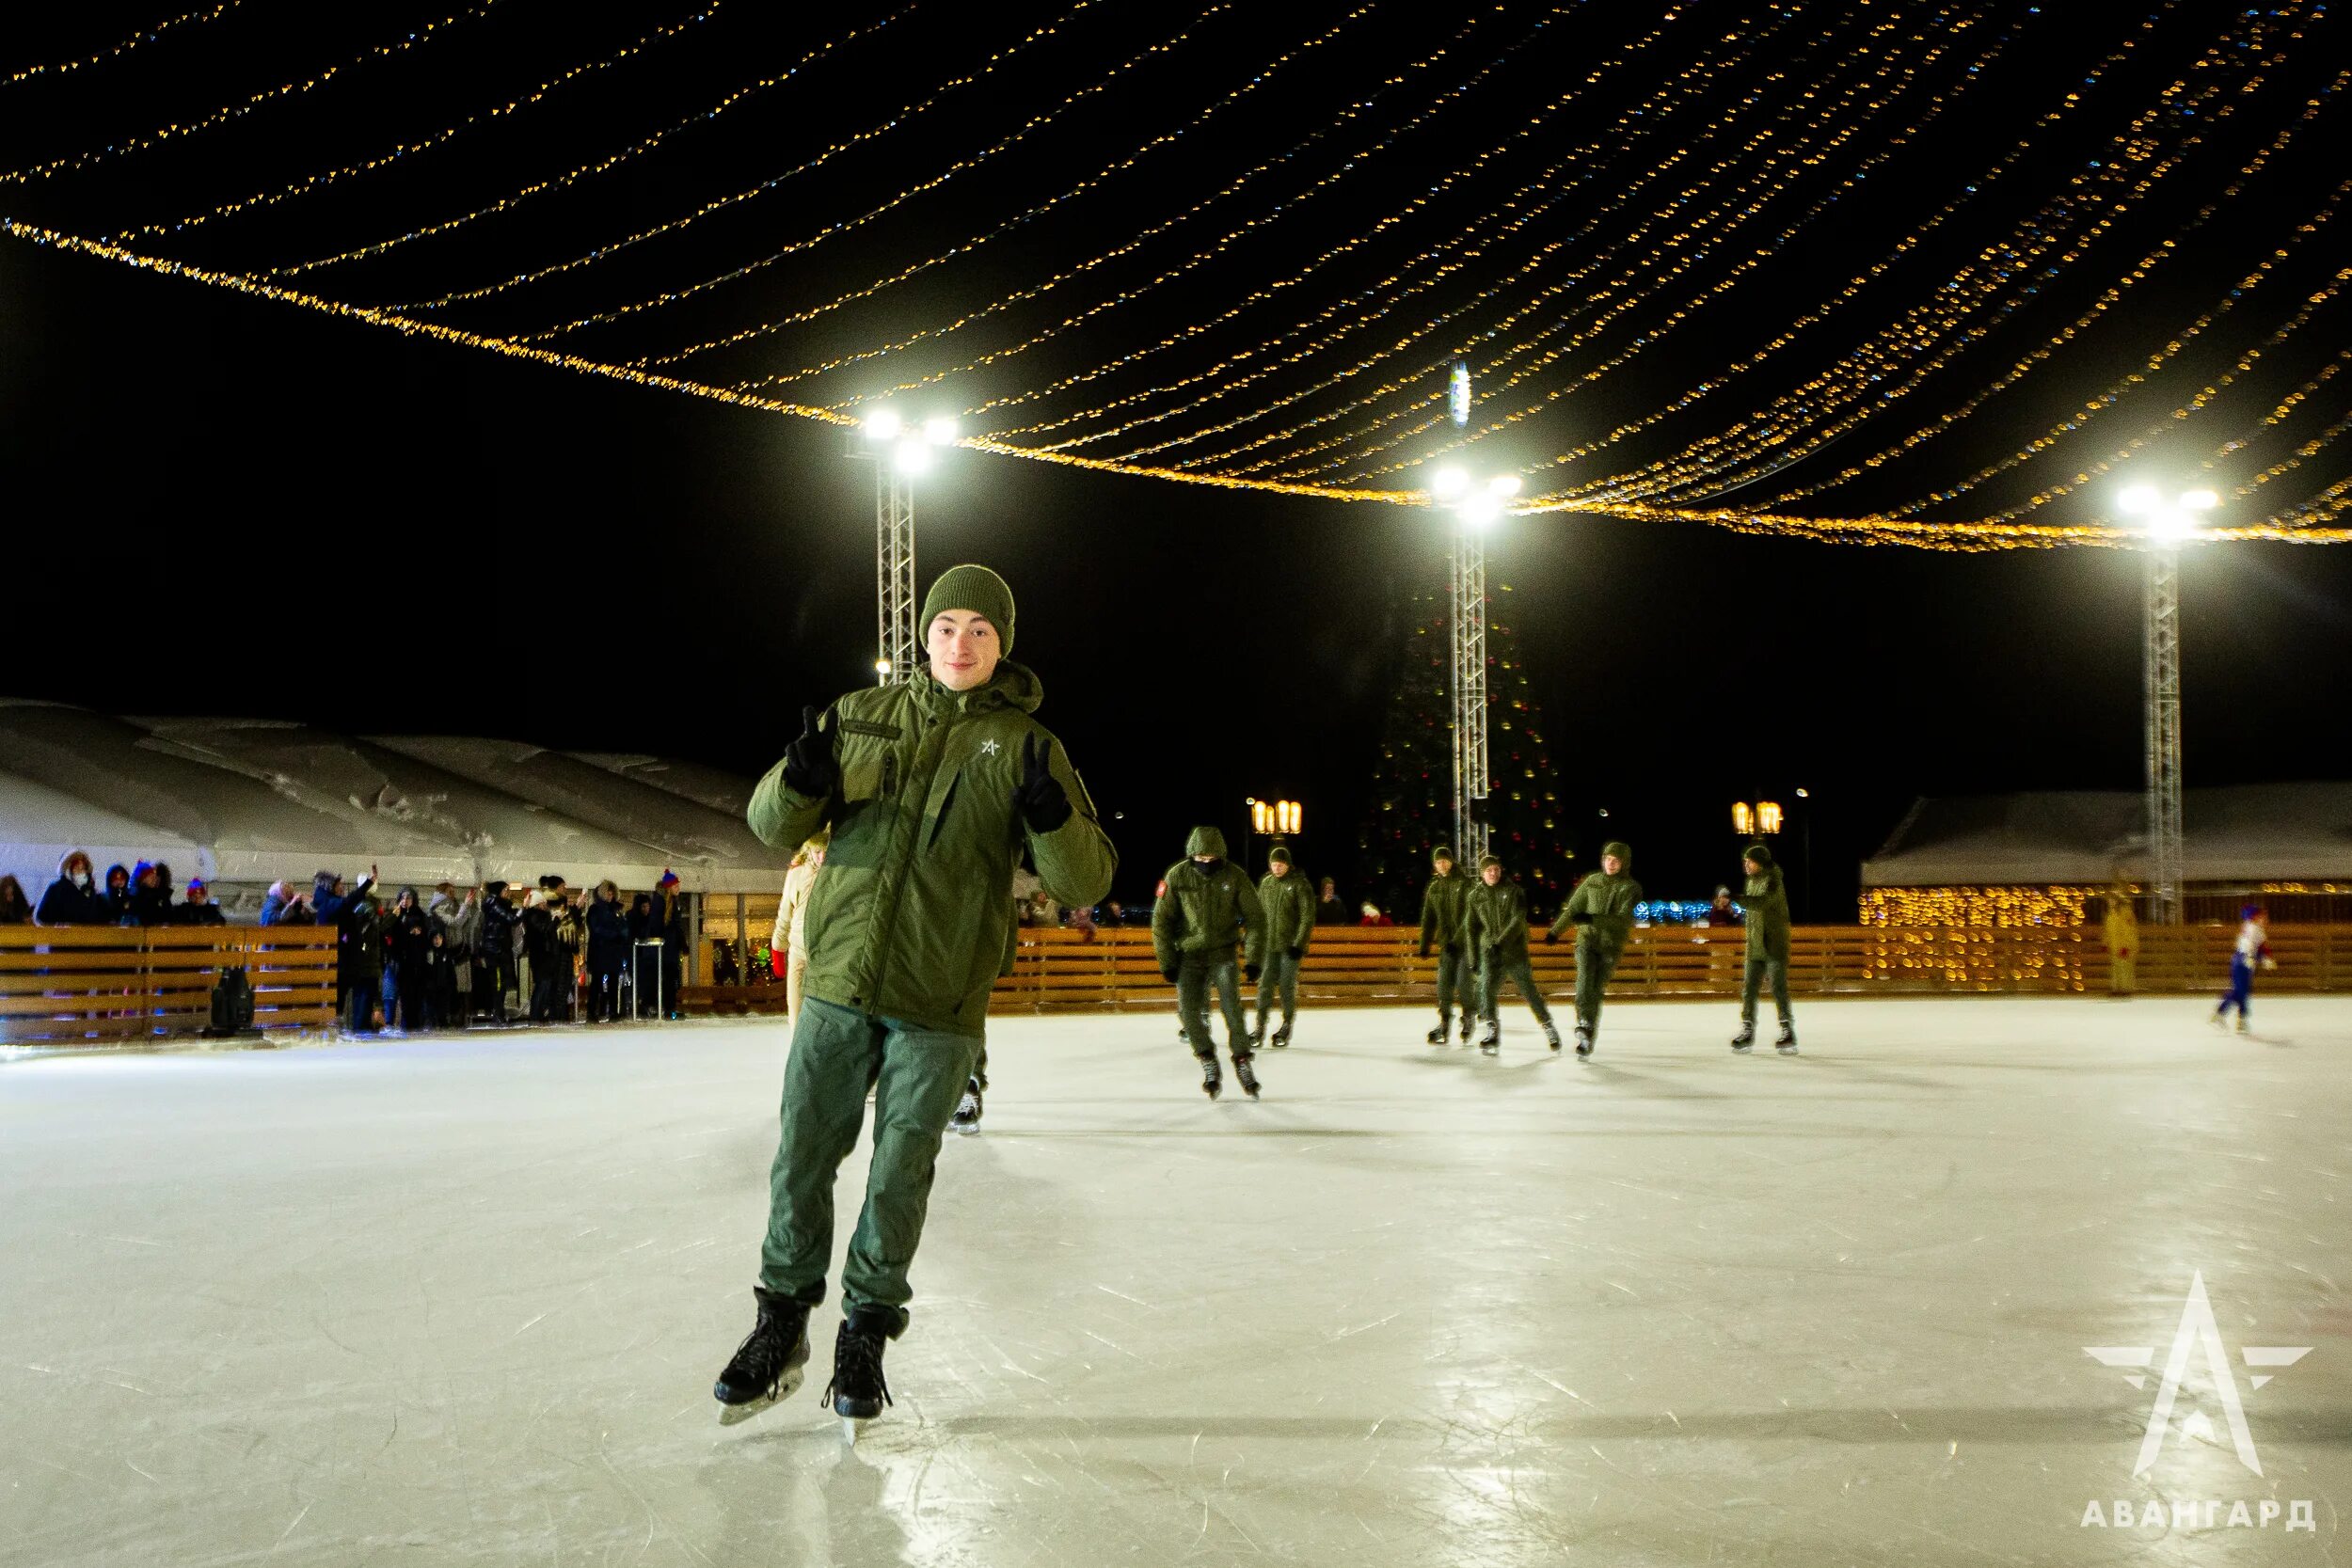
[708,1440,914,1567]
[1571,1061,1739,1099]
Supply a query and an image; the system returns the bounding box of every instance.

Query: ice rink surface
[3,998,2347,1567]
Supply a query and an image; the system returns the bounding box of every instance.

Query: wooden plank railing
[0,926,340,1045]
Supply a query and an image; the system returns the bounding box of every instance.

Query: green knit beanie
[920,564,1016,656]
[1601,839,1632,867]
[1431,844,1455,867]
[1743,842,1773,868]
[1268,845,1292,867]
[1478,853,1502,872]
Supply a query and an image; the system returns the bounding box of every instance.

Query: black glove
[1287,946,1303,960]
[1444,942,1462,958]
[1417,939,1431,959]
[1570,911,1593,927]
[1016,734,1072,832]
[1245,962,1262,984]
[781,705,837,799]
[1543,928,1559,944]
[1160,963,1180,984]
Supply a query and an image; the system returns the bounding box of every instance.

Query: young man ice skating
[1253,845,1314,1048]
[2213,903,2275,1033]
[716,565,1116,1436]
[1466,853,1559,1053]
[1152,826,1267,1100]
[1416,844,1473,1044]
[1545,840,1640,1057]
[1728,842,1797,1053]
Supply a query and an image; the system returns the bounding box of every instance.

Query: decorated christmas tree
[1354,570,1574,924]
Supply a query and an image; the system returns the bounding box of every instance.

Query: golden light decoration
[1,1,241,88]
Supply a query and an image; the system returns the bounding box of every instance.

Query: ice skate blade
[1776,1043,1800,1054]
[954,1120,981,1136]
[1731,1042,1753,1053]
[841,1416,866,1445]
[714,1365,803,1425]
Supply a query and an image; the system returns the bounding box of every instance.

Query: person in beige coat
[769,829,830,1019]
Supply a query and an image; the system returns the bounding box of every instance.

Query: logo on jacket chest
[979,739,1001,758]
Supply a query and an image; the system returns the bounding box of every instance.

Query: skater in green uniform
[1729,842,1797,1053]
[1417,845,1473,1044]
[714,564,1117,1437]
[1253,845,1314,1048]
[1152,827,1267,1100]
[1466,853,1560,1053]
[1545,839,1640,1057]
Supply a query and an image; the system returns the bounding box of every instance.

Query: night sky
[5,1,2350,914]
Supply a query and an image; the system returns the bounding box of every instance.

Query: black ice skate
[1457,1015,1473,1045]
[1426,1015,1449,1045]
[1199,1055,1222,1100]
[1731,1021,1756,1053]
[1543,1021,1562,1052]
[713,1288,812,1424]
[1476,1019,1500,1054]
[1233,1053,1261,1100]
[1573,1022,1594,1057]
[1269,1023,1291,1049]
[1249,1022,1266,1050]
[825,1310,896,1442]
[1774,1022,1798,1053]
[951,1076,983,1135]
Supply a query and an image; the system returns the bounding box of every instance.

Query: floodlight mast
[2117,484,2217,923]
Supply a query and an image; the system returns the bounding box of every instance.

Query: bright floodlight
[1431,467,1471,500]
[2149,508,2198,541]
[1486,473,1522,498]
[2180,488,2219,512]
[923,416,960,446]
[893,437,933,475]
[1459,492,1504,528]
[875,657,892,676]
[864,407,903,442]
[2117,484,2161,515]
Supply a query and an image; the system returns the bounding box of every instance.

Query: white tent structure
[0,768,205,911]
[1862,782,2352,887]
[568,752,755,820]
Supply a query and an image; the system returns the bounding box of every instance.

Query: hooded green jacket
[746,660,1117,1037]
[1549,841,1642,955]
[1257,867,1316,958]
[1419,866,1470,954]
[1735,846,1792,955]
[1152,827,1268,970]
[1465,877,1532,958]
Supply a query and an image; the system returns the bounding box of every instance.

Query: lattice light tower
[2119,483,2218,925]
[854,410,959,685]
[1430,463,1519,866]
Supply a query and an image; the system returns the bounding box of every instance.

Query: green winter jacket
[746,660,1117,1037]
[1465,878,1532,958]
[1550,841,1642,955]
[1735,844,1792,957]
[1419,867,1470,956]
[1152,827,1268,971]
[1257,868,1316,958]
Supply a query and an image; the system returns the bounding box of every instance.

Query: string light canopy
[3,0,2348,548]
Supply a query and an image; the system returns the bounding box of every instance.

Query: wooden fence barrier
[0,926,340,1045]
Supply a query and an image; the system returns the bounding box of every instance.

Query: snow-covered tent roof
[0,768,206,904]
[129,718,687,892]
[1862,783,2352,886]
[0,701,787,895]
[569,752,756,819]
[370,736,788,892]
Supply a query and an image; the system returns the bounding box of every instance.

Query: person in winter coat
[1253,845,1315,1049]
[520,890,567,1022]
[129,862,174,927]
[102,863,134,924]
[429,884,478,1022]
[476,881,519,1022]
[770,830,830,1021]
[383,888,442,1031]
[314,867,381,1032]
[1416,845,1472,1044]
[2213,903,2275,1033]
[1153,825,1267,1099]
[1700,887,1742,927]
[0,875,30,925]
[715,563,1116,1433]
[258,879,314,927]
[1466,853,1561,1053]
[177,879,228,926]
[640,871,687,1020]
[1545,839,1641,1057]
[36,851,110,926]
[1729,843,1796,1053]
[584,879,631,1022]
[2101,879,2137,997]
[1313,876,1350,926]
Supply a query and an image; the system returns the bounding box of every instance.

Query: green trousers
[1740,947,1792,1024]
[1478,947,1553,1025]
[1178,954,1249,1059]
[1433,947,1470,1018]
[758,997,980,1335]
[1256,952,1301,1031]
[1574,938,1620,1027]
